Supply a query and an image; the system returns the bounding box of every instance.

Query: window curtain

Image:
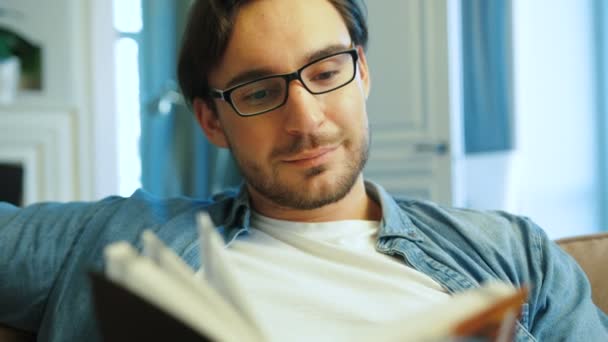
[139,0,241,199]
[461,0,514,153]
[594,0,608,230]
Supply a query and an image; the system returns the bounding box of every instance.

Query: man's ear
[356,45,371,99]
[193,98,229,148]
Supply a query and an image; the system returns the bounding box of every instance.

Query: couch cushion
[556,232,608,315]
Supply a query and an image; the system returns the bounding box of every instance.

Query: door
[363,0,458,205]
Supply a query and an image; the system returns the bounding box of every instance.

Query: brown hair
[177,0,368,108]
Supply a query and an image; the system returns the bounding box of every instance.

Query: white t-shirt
[222,212,450,341]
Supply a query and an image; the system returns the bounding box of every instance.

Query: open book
[89,213,528,342]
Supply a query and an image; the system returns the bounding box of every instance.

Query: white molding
[446,0,467,207]
[0,108,76,203]
[420,0,453,204]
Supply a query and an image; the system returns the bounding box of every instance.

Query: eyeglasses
[209,49,359,117]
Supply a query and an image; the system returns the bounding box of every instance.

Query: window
[113,0,143,196]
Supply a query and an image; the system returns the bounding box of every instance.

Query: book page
[197,212,266,340]
[102,222,525,342]
[104,241,254,341]
[352,282,527,341]
[141,230,256,340]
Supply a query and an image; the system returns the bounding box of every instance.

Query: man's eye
[245,90,269,100]
[311,70,340,81]
[240,86,281,104]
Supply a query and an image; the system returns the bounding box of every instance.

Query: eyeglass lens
[231,52,355,115]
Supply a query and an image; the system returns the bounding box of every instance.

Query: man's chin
[304,165,328,178]
[241,153,366,211]
[268,171,358,210]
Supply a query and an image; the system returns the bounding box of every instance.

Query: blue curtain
[461,0,514,154]
[139,0,241,198]
[594,0,608,230]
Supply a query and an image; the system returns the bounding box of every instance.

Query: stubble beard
[228,131,370,210]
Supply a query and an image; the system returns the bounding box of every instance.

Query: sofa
[555,232,608,314]
[1,232,607,341]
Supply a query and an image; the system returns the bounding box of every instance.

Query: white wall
[513,0,599,238]
[465,0,600,239]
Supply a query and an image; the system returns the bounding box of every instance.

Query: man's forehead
[208,0,351,87]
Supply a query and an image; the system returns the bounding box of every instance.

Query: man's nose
[282,82,325,135]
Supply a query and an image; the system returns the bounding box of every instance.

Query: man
[0,0,606,341]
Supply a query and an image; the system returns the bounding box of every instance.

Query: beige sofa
[1,232,607,341]
[555,232,608,314]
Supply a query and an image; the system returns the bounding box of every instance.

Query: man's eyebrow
[225,68,275,90]
[224,44,352,90]
[304,44,352,64]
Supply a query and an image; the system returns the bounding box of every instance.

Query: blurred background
[0,0,606,239]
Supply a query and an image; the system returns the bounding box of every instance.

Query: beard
[227,129,370,210]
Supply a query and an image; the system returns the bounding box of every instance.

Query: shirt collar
[216,180,422,244]
[364,180,423,242]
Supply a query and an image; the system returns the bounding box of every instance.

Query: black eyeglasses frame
[208,48,359,117]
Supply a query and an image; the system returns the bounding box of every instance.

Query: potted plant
[0,28,21,104]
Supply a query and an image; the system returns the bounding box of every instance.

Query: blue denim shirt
[1,181,606,341]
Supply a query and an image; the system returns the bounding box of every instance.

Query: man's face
[197,0,371,211]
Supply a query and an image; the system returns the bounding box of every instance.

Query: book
[90,213,528,342]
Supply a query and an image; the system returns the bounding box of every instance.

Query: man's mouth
[281,145,339,167]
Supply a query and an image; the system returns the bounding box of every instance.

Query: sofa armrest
[556,232,608,314]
